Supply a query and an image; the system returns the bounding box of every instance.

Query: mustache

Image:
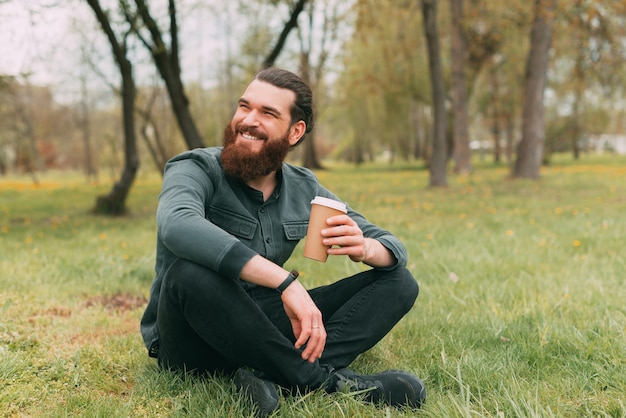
[236,123,268,141]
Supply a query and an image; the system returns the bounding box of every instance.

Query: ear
[288,120,306,146]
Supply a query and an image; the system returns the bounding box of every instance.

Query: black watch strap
[276,270,299,294]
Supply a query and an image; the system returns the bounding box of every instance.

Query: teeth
[242,132,260,141]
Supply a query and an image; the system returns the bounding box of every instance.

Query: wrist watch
[276,270,299,294]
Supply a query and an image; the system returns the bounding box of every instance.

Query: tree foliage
[3,0,626,190]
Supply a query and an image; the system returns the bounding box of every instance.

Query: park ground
[1,154,625,417]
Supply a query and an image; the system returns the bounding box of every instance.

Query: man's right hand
[239,255,326,362]
[280,281,326,363]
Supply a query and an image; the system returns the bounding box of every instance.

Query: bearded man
[140,67,425,416]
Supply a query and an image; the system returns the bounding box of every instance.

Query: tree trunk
[299,52,323,169]
[422,0,448,187]
[505,111,514,164]
[134,0,204,150]
[450,0,471,174]
[490,66,502,163]
[571,40,584,160]
[512,0,555,179]
[136,90,169,175]
[87,0,139,215]
[78,74,98,182]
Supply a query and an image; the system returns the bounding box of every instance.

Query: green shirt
[140,147,408,355]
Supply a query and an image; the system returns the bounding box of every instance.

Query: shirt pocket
[208,206,257,240]
[282,221,308,241]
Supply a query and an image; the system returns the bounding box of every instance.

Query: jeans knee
[395,267,419,308]
[162,258,227,301]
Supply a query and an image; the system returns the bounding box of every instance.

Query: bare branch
[263,0,309,69]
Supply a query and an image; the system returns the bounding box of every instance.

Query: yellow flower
[573,240,581,247]
[506,229,514,237]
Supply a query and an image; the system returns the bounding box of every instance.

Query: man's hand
[239,255,327,363]
[280,281,326,363]
[322,214,397,268]
[237,215,395,366]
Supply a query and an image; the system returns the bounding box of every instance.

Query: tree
[262,0,308,69]
[135,85,173,175]
[131,0,205,150]
[259,0,322,169]
[86,0,139,215]
[512,0,555,179]
[338,0,431,165]
[421,0,448,187]
[449,0,471,174]
[294,0,347,170]
[550,0,626,159]
[3,78,44,183]
[76,44,98,183]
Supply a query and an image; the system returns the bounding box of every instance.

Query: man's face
[221,80,305,181]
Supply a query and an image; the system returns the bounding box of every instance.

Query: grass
[1,153,625,417]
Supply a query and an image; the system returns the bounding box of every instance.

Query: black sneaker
[334,368,426,408]
[235,368,279,417]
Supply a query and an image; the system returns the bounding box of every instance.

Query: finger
[294,328,310,350]
[291,321,302,341]
[311,327,327,361]
[324,234,361,246]
[325,214,353,227]
[301,326,326,362]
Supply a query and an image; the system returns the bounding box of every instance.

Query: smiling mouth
[241,132,264,141]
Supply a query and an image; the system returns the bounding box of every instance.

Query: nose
[241,109,260,126]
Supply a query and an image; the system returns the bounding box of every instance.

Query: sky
[0,1,236,89]
[0,0,346,104]
[0,1,78,84]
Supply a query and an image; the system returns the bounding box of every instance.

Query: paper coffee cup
[303,196,347,262]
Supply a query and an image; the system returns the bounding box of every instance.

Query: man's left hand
[322,214,397,268]
[321,214,368,262]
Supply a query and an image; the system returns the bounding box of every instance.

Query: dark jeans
[156,258,419,390]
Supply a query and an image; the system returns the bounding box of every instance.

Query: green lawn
[1,154,625,417]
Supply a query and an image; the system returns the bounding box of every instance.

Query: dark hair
[255,68,314,137]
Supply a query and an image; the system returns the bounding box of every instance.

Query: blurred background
[1,0,625,207]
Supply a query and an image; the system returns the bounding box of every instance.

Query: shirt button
[265,237,271,244]
[260,207,266,213]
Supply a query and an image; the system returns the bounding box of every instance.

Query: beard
[221,123,291,182]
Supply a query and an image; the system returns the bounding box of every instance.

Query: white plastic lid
[310,196,347,213]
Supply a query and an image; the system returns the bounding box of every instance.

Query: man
[140,67,425,416]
